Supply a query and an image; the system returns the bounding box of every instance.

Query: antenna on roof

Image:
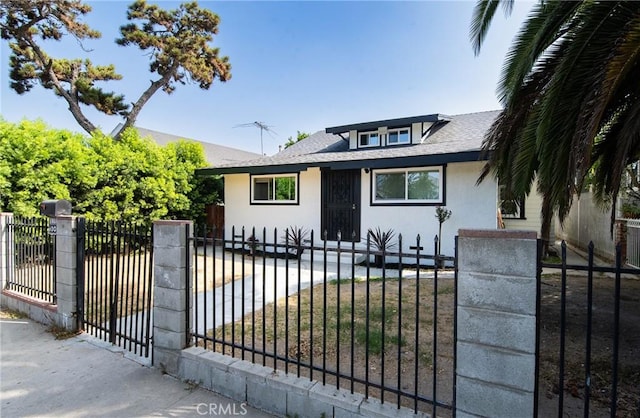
[233,121,277,155]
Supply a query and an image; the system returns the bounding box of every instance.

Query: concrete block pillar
[54,216,78,331]
[456,229,538,418]
[0,213,12,287]
[153,220,193,375]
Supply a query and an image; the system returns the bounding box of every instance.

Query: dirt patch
[538,272,640,417]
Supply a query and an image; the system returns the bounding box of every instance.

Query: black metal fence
[4,216,56,303]
[190,225,457,416]
[538,241,640,417]
[78,218,154,358]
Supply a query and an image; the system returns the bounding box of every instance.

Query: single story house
[198,110,549,256]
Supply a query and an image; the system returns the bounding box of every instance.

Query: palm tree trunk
[540,194,553,257]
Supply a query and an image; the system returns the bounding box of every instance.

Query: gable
[326,114,448,150]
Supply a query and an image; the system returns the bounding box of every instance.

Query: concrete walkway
[193,257,454,335]
[541,240,623,275]
[0,311,273,418]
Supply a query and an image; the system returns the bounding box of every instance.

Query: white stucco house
[198,110,547,256]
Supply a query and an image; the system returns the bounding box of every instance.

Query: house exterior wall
[503,186,555,241]
[224,161,497,257]
[361,161,497,256]
[224,169,322,240]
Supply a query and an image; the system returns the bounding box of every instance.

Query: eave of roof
[325,114,450,134]
[197,150,487,175]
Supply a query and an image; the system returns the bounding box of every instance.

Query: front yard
[198,268,639,417]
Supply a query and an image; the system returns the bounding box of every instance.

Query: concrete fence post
[54,216,79,331]
[153,220,193,375]
[456,229,538,418]
[0,213,12,287]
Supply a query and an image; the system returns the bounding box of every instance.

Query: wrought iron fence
[190,225,457,415]
[78,218,154,358]
[538,241,640,417]
[4,216,56,303]
[626,219,640,268]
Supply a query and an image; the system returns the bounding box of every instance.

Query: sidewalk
[541,241,620,275]
[0,311,273,418]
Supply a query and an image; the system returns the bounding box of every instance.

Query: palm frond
[498,1,581,104]
[470,0,514,56]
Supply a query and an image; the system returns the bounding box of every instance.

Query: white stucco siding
[224,162,498,256]
[360,162,497,256]
[223,169,322,239]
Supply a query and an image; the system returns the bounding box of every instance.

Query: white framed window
[387,128,410,145]
[359,131,380,148]
[498,184,525,219]
[251,173,298,204]
[372,167,443,204]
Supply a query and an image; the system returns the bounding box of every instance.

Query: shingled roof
[131,127,261,166]
[198,110,500,175]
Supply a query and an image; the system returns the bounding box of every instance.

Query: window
[387,128,410,145]
[359,132,380,148]
[373,167,443,204]
[499,184,525,219]
[251,174,298,204]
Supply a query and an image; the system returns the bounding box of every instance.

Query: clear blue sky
[0,1,533,157]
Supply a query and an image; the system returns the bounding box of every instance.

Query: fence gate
[77,218,154,358]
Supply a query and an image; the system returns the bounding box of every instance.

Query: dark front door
[321,169,361,241]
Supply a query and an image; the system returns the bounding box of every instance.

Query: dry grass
[47,324,81,340]
[82,252,153,322]
[0,309,28,319]
[193,250,253,291]
[199,276,456,413]
[197,269,640,417]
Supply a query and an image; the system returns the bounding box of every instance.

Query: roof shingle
[134,127,261,166]
[200,110,500,174]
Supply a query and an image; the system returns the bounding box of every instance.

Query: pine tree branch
[23,36,97,134]
[113,60,180,138]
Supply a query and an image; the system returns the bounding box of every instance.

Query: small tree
[367,227,396,267]
[435,206,452,256]
[283,131,310,149]
[0,119,213,224]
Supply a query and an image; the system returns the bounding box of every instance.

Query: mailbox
[39,200,72,217]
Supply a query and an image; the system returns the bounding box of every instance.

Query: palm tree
[471,1,640,253]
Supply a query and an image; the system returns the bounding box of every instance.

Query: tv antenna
[234,121,277,155]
